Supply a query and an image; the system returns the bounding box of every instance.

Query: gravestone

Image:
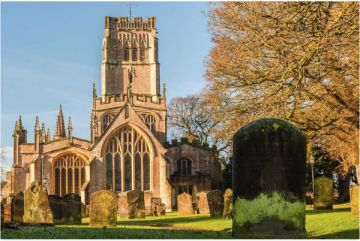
[118,190,145,219]
[197,192,210,214]
[314,177,333,210]
[90,190,117,227]
[1,203,4,227]
[3,204,11,223]
[150,197,165,216]
[11,192,24,223]
[62,193,81,224]
[207,190,223,217]
[23,181,53,224]
[177,192,193,215]
[350,185,359,215]
[48,195,63,224]
[223,188,233,219]
[232,118,306,238]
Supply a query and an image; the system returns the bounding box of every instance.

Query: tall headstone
[197,192,210,214]
[90,190,117,227]
[207,190,223,217]
[118,190,145,219]
[177,192,193,215]
[223,188,233,219]
[350,185,359,215]
[48,195,63,224]
[62,193,81,224]
[232,118,306,238]
[11,192,24,223]
[23,181,53,224]
[314,177,333,210]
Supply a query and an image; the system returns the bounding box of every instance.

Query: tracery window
[104,125,151,192]
[54,153,86,196]
[140,114,156,135]
[102,113,114,133]
[177,158,192,176]
[132,48,138,61]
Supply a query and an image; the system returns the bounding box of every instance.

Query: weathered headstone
[3,204,11,223]
[48,195,63,224]
[223,188,233,219]
[62,193,81,224]
[150,197,165,216]
[11,192,24,223]
[207,190,223,217]
[118,190,145,219]
[314,177,333,210]
[23,181,53,224]
[90,190,117,227]
[232,118,306,238]
[177,192,193,215]
[197,192,210,214]
[350,185,359,215]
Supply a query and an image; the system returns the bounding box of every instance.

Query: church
[2,16,222,210]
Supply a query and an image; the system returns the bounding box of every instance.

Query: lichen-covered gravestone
[90,190,117,227]
[197,192,210,214]
[48,195,63,224]
[350,185,359,215]
[118,190,145,219]
[62,193,81,224]
[177,192,193,215]
[314,177,333,210]
[207,190,223,217]
[223,188,233,219]
[232,118,306,238]
[23,181,53,224]
[11,192,24,223]
[150,197,165,216]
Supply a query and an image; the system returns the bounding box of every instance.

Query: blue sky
[1,1,213,172]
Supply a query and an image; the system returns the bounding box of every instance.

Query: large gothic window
[54,153,86,196]
[102,113,114,133]
[140,114,156,135]
[177,158,192,177]
[104,125,151,192]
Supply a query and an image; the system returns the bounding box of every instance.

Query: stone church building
[2,16,222,210]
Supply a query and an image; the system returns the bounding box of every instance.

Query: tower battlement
[105,16,156,30]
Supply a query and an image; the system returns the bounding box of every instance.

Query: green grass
[1,203,358,239]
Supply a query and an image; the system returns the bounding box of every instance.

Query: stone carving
[197,192,209,214]
[232,118,306,238]
[350,185,359,215]
[11,192,24,223]
[223,188,233,219]
[23,181,53,224]
[118,190,145,219]
[62,193,81,224]
[177,192,193,215]
[314,177,333,210]
[48,195,63,224]
[90,190,117,227]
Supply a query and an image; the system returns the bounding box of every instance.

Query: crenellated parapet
[163,137,218,152]
[105,16,156,30]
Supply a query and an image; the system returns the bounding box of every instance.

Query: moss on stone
[234,191,305,229]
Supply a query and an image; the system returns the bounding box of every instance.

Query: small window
[132,48,138,61]
[177,158,192,176]
[140,48,145,62]
[124,48,129,61]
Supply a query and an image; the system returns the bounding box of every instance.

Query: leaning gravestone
[11,192,24,223]
[90,190,117,227]
[62,193,81,224]
[207,190,223,217]
[232,118,306,238]
[118,190,145,219]
[314,177,333,210]
[23,181,53,224]
[48,195,63,224]
[350,185,359,215]
[197,192,210,214]
[177,192,193,215]
[223,188,233,219]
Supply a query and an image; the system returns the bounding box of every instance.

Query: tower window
[132,48,138,61]
[177,158,192,176]
[124,48,129,61]
[140,48,145,62]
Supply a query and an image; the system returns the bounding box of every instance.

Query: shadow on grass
[306,207,351,215]
[1,226,232,239]
[314,229,359,239]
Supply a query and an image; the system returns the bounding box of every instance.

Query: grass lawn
[1,203,358,239]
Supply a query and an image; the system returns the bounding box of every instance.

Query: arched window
[54,153,86,196]
[124,47,130,61]
[140,114,156,135]
[132,48,138,61]
[177,158,192,176]
[102,113,114,133]
[140,48,145,62]
[104,125,151,192]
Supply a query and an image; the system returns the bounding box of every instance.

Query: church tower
[101,16,160,98]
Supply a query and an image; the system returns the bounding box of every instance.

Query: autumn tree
[205,2,359,176]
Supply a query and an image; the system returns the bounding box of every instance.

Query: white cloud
[1,146,13,180]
